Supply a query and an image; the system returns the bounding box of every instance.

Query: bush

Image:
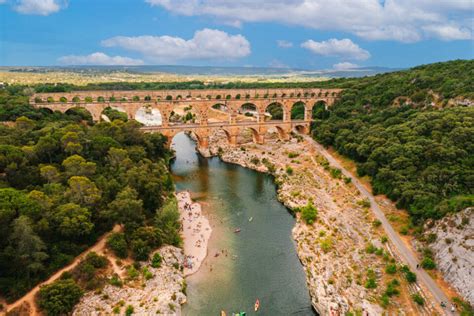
[286,166,294,175]
[405,271,417,283]
[412,293,425,306]
[300,201,318,224]
[84,252,108,269]
[37,279,83,316]
[385,264,397,274]
[107,232,128,259]
[421,257,436,270]
[125,305,134,316]
[151,253,162,268]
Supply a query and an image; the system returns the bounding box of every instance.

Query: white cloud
[13,0,63,15]
[302,38,370,60]
[58,52,144,66]
[145,0,473,42]
[102,28,251,63]
[277,40,293,48]
[333,62,359,70]
[423,24,472,41]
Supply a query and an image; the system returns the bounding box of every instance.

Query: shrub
[412,293,425,306]
[151,253,162,268]
[405,271,417,283]
[107,232,128,259]
[373,219,382,227]
[421,257,436,270]
[385,264,397,274]
[125,305,134,316]
[37,279,83,316]
[286,166,294,175]
[301,201,318,225]
[288,152,299,158]
[366,243,377,254]
[84,252,108,269]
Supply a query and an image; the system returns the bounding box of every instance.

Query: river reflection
[170,133,315,316]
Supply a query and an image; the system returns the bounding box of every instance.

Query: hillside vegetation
[0,91,180,302]
[312,60,474,223]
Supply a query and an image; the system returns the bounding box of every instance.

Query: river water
[170,133,315,316]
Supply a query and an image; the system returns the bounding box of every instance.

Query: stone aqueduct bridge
[31,88,342,149]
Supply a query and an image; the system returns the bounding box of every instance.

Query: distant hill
[0,65,400,78]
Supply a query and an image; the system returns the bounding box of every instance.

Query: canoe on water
[255,299,260,312]
[221,311,226,316]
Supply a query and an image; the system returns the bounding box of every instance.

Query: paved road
[309,138,455,316]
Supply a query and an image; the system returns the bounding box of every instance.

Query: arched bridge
[31,88,342,150]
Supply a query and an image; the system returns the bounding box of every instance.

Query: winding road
[309,137,455,316]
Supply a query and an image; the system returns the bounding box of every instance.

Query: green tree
[108,186,145,230]
[62,155,96,178]
[37,278,83,316]
[54,203,94,238]
[9,216,49,282]
[65,176,101,207]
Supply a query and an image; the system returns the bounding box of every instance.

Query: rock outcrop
[73,246,186,315]
[425,207,474,305]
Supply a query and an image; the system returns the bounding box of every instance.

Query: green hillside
[312,60,474,222]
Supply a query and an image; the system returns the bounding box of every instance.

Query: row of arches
[36,99,329,127]
[34,91,338,104]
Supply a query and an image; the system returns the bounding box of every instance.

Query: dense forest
[0,90,180,302]
[312,60,474,223]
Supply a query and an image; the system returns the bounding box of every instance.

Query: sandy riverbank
[177,191,212,276]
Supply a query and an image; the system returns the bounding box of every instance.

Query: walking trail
[310,137,456,316]
[4,225,122,316]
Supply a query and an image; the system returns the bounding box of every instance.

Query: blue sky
[1,0,473,69]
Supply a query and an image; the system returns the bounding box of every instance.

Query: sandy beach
[177,191,212,276]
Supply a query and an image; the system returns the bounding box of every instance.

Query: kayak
[234,228,241,233]
[255,299,260,312]
[221,311,226,316]
[248,217,253,222]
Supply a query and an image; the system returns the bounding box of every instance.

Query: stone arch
[135,105,163,126]
[101,106,128,122]
[291,101,306,120]
[237,103,259,122]
[209,103,230,123]
[311,100,329,120]
[265,102,284,121]
[238,126,262,144]
[294,124,309,134]
[65,106,94,122]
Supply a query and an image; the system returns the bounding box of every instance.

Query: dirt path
[309,137,456,316]
[4,225,122,315]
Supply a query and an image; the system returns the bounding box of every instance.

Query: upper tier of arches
[31,88,342,104]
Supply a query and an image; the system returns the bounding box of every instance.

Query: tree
[106,232,128,258]
[62,155,96,178]
[61,132,83,155]
[9,216,49,282]
[65,176,101,207]
[54,203,94,238]
[37,278,83,316]
[108,186,145,230]
[40,165,61,183]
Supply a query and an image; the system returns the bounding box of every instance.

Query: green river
[171,133,315,316]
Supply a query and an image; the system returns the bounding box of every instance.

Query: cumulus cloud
[10,0,64,15]
[333,62,359,70]
[101,28,251,63]
[277,40,293,48]
[145,0,473,42]
[302,38,370,60]
[58,52,144,66]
